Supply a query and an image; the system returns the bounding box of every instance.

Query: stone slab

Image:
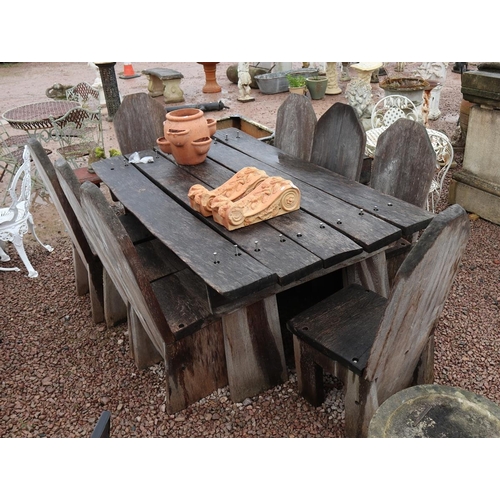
[461,68,500,108]
[449,176,500,225]
[462,105,500,184]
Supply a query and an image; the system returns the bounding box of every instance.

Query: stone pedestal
[449,64,500,225]
[325,62,341,95]
[449,105,500,224]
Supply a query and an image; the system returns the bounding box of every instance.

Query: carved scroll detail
[211,176,301,231]
[188,166,269,216]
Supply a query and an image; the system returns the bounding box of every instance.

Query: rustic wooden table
[93,128,434,402]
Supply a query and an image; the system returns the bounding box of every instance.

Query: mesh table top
[2,101,81,130]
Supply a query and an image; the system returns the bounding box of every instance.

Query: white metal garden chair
[66,82,101,112]
[0,146,54,277]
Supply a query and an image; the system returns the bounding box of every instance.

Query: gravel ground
[1,62,499,440]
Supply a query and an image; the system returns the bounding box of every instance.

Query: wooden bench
[79,181,228,413]
[29,138,152,326]
[141,67,185,104]
[287,204,470,437]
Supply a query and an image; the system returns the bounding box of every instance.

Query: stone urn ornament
[156,108,217,165]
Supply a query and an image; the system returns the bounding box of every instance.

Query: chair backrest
[28,138,96,265]
[113,92,166,155]
[310,102,367,181]
[51,106,103,147]
[79,181,174,348]
[365,204,470,403]
[66,82,100,111]
[370,119,436,209]
[1,145,32,224]
[371,95,419,129]
[274,93,317,162]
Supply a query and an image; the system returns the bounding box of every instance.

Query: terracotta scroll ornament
[211,176,301,231]
[188,166,269,216]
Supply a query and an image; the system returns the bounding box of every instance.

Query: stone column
[449,64,500,225]
[325,62,341,95]
[95,62,121,121]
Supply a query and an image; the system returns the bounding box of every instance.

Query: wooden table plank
[128,152,330,285]
[212,129,434,236]
[93,156,276,299]
[205,139,402,252]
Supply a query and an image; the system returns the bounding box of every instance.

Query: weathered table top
[93,128,434,304]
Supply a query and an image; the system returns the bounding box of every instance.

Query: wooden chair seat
[287,204,470,437]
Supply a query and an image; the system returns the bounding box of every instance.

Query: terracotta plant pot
[161,108,216,165]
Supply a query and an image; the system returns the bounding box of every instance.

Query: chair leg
[27,214,54,253]
[294,336,325,407]
[127,305,163,370]
[344,251,390,298]
[72,245,89,296]
[0,241,10,261]
[87,259,105,324]
[344,373,379,438]
[103,268,127,327]
[11,233,38,278]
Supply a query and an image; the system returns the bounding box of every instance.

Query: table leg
[222,295,287,402]
[343,251,390,298]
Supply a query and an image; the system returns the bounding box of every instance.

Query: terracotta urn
[157,108,217,165]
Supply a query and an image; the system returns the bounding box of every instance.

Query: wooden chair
[370,119,436,209]
[287,204,470,437]
[113,92,166,155]
[79,180,228,413]
[347,118,436,293]
[28,138,151,326]
[274,93,317,162]
[310,102,366,181]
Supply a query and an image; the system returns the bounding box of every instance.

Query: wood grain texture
[222,295,287,402]
[274,93,317,162]
[370,119,437,209]
[113,92,166,155]
[310,102,366,181]
[287,204,470,437]
[213,128,434,237]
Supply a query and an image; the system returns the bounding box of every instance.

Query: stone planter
[379,77,429,107]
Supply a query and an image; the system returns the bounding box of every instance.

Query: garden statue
[237,62,254,102]
[415,62,448,120]
[345,78,373,130]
